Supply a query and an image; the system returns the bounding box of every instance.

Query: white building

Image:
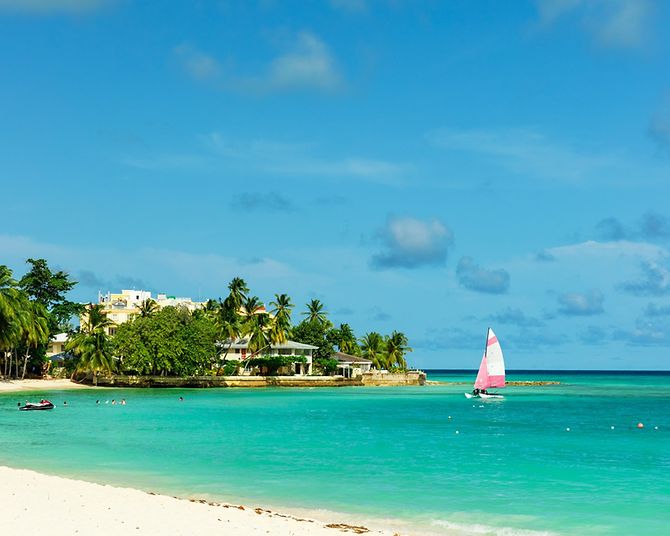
[332,352,373,378]
[89,289,205,335]
[223,339,317,375]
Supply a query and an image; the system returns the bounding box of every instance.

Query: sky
[1,0,669,370]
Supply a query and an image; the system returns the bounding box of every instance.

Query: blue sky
[1,0,669,369]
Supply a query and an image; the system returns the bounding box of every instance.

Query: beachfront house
[222,339,317,375]
[332,352,373,378]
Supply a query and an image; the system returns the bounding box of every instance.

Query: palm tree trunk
[93,370,98,386]
[21,350,29,380]
[14,349,19,379]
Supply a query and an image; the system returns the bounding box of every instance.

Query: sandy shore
[0,466,407,536]
[0,379,93,393]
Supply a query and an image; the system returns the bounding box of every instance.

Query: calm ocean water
[1,371,668,535]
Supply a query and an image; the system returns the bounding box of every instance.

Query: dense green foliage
[113,306,217,376]
[1,260,413,379]
[1,260,74,379]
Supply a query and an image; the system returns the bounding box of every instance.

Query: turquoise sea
[1,371,668,535]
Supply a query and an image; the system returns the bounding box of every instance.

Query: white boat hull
[464,392,504,399]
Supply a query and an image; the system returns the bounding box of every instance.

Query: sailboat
[464,328,505,399]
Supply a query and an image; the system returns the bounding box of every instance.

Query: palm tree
[224,277,249,313]
[137,298,159,318]
[66,304,115,385]
[336,323,359,355]
[385,331,412,371]
[269,293,293,344]
[0,266,23,378]
[18,300,49,379]
[243,310,271,356]
[302,299,328,325]
[214,303,243,370]
[360,332,387,370]
[242,296,263,317]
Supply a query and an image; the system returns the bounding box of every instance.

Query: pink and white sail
[473,328,505,390]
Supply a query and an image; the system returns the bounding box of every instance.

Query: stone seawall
[87,372,426,388]
[360,371,426,386]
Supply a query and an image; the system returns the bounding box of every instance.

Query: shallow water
[1,371,668,535]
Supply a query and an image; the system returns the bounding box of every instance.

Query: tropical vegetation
[0,259,413,381]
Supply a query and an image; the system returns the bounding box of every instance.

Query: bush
[314,357,339,375]
[222,360,240,376]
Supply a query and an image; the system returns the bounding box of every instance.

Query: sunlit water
[1,371,668,535]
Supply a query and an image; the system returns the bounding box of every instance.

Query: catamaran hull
[464,392,504,399]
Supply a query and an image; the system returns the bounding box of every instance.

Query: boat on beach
[464,328,505,399]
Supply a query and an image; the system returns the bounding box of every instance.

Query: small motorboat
[19,399,55,411]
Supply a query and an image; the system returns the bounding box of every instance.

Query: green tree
[19,258,81,332]
[329,323,359,355]
[269,293,293,344]
[0,266,23,377]
[243,308,271,356]
[291,319,332,361]
[224,277,249,313]
[113,306,217,377]
[384,331,412,371]
[360,332,386,370]
[137,298,159,318]
[302,299,329,326]
[66,304,115,385]
[18,300,49,379]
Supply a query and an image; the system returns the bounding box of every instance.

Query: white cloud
[173,32,343,94]
[267,32,342,91]
[429,126,616,183]
[204,132,405,184]
[0,0,109,13]
[558,289,604,315]
[370,216,453,269]
[535,0,654,49]
[547,240,666,262]
[173,44,222,81]
[456,256,510,294]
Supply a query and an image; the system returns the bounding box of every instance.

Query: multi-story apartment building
[85,289,205,335]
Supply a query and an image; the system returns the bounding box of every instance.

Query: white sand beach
[0,379,92,393]
[0,466,404,536]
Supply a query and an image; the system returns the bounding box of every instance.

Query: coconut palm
[243,310,271,356]
[302,299,328,325]
[66,304,115,385]
[137,298,159,318]
[242,296,263,317]
[384,331,412,371]
[18,300,49,379]
[224,277,249,313]
[335,323,359,355]
[214,304,243,369]
[269,293,293,344]
[0,266,23,378]
[360,331,387,370]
